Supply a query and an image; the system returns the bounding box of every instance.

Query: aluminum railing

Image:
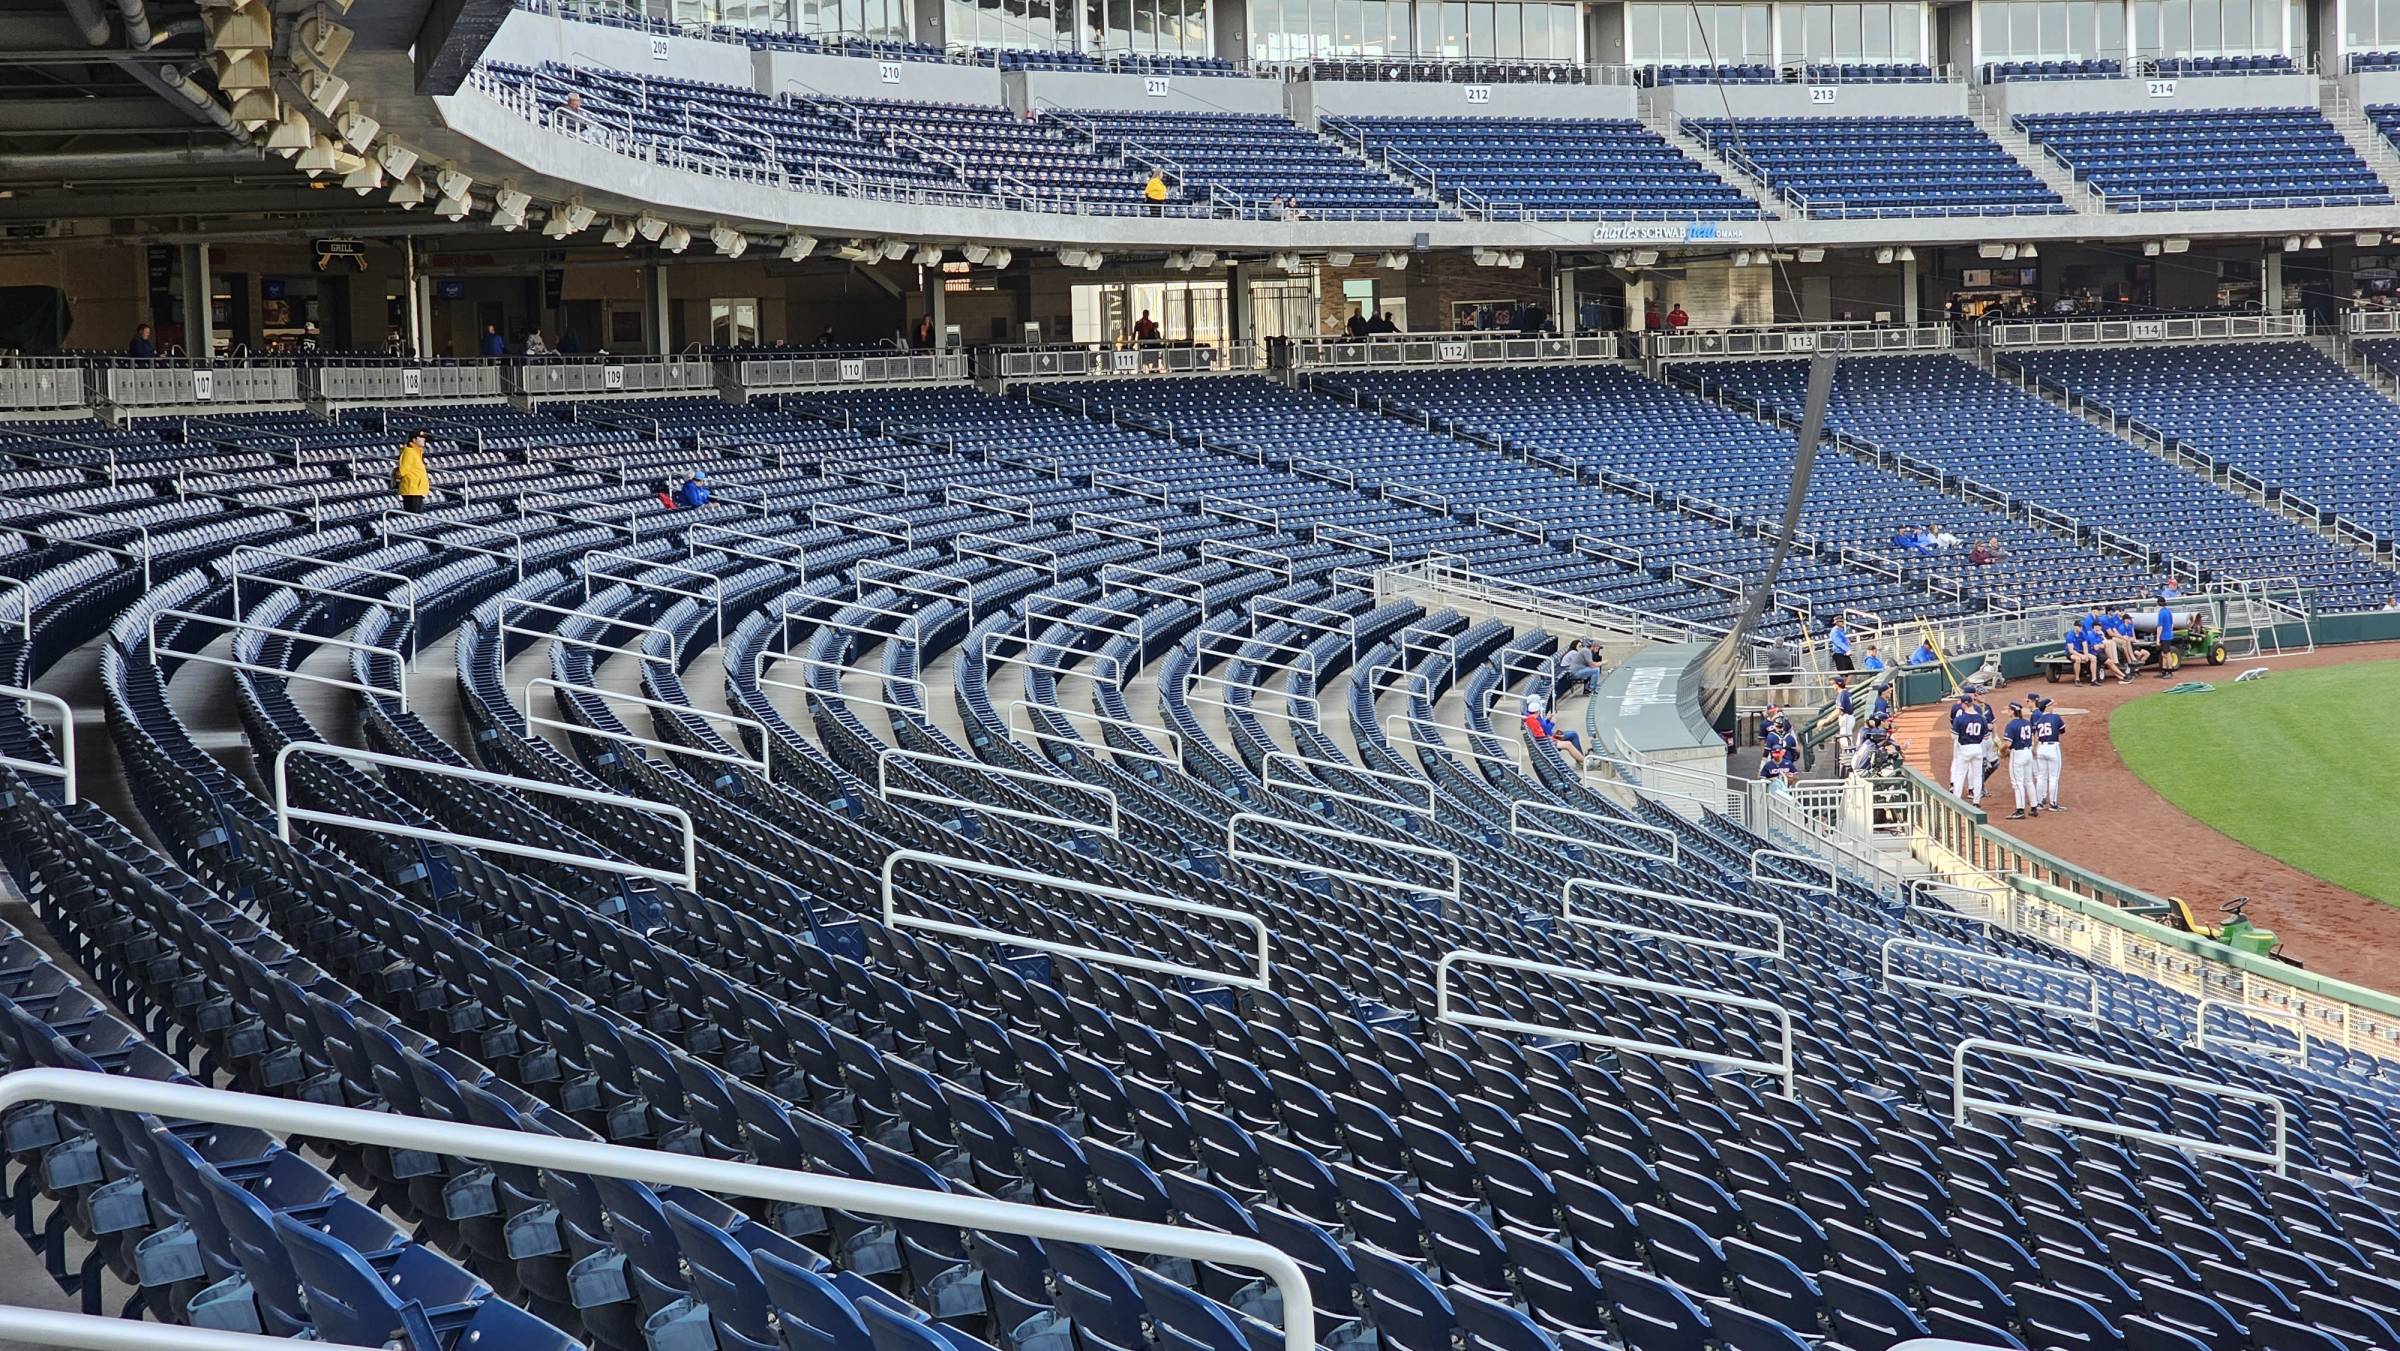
[508,355,716,397]
[733,350,968,390]
[147,609,411,712]
[1284,332,1618,370]
[0,684,74,804]
[1648,324,1954,360]
[1437,949,1797,1094]
[99,361,302,409]
[877,746,1120,836]
[0,1067,1314,1351]
[1225,812,1461,904]
[524,675,773,781]
[1562,878,1787,960]
[1951,1037,2288,1173]
[0,359,86,412]
[309,362,508,403]
[1985,312,2305,349]
[981,343,1249,380]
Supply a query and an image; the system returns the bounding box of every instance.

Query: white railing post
[1560,878,1785,959]
[0,1068,1315,1351]
[496,598,680,667]
[1880,938,2100,1020]
[1262,751,1435,818]
[882,850,1268,989]
[877,747,1121,837]
[272,741,697,891]
[522,676,772,783]
[0,683,75,804]
[1951,1037,2288,1175]
[146,609,410,712]
[1225,812,1460,904]
[1436,950,1796,1095]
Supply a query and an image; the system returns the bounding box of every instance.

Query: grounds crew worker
[392,432,431,513]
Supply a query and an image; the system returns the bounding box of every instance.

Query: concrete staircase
[1966,82,2095,211]
[2308,326,2400,400]
[2317,75,2400,200]
[1635,88,1795,221]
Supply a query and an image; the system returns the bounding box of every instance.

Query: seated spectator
[1522,695,1585,767]
[127,324,156,358]
[523,329,550,356]
[670,471,712,509]
[1909,641,1938,667]
[1931,524,1960,550]
[1554,639,1602,697]
[1861,645,1887,672]
[1967,539,1994,566]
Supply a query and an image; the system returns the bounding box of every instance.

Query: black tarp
[0,287,72,354]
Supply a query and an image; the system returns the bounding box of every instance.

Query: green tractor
[2153,620,2231,677]
[2165,895,2297,965]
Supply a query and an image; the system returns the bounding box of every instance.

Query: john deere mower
[2165,895,2298,966]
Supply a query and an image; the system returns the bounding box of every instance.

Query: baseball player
[2001,700,2038,819]
[2031,694,2066,811]
[1833,675,1856,759]
[1948,694,1992,804]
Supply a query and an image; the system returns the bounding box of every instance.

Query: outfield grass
[2110,661,2400,906]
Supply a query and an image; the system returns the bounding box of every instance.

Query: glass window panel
[1497,4,1521,54]
[2098,0,2123,51]
[1834,2,1860,55]
[2255,0,2281,49]
[1630,4,1660,57]
[1469,0,1493,51]
[1807,4,1832,56]
[2223,0,2248,48]
[2133,0,2158,51]
[2161,0,2187,50]
[1523,3,1549,57]
[2190,0,2216,47]
[1442,0,1464,54]
[1861,4,1887,56]
[1744,3,1768,57]
[2038,1,2063,52]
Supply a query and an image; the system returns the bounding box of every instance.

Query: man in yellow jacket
[1143,170,1167,216]
[392,432,431,512]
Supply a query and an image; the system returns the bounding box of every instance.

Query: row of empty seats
[2015,108,2390,211]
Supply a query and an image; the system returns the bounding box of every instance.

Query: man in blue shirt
[1909,640,1938,667]
[2030,694,2066,811]
[1827,619,1855,672]
[2154,604,2181,676]
[671,471,711,509]
[1861,645,1886,673]
[1947,695,1991,804]
[2001,701,2038,818]
[126,324,156,358]
[479,323,507,357]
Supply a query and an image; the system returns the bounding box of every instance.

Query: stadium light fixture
[2016,243,2035,258]
[1896,246,1915,262]
[336,109,378,154]
[910,244,942,265]
[1794,247,1823,263]
[961,243,991,264]
[711,223,747,256]
[2143,240,2162,256]
[435,167,473,202]
[554,202,597,235]
[989,247,1012,269]
[387,176,424,209]
[1326,251,1354,267]
[1874,247,1894,264]
[1630,249,1659,266]
[602,219,636,246]
[433,194,470,221]
[302,69,352,118]
[1608,251,1631,268]
[296,14,354,73]
[2162,238,2190,253]
[2304,235,2324,250]
[341,159,384,194]
[1271,251,1301,272]
[2284,235,2302,252]
[1188,250,1216,268]
[635,214,667,242]
[879,238,911,261]
[375,142,419,180]
[1976,242,2007,258]
[1377,252,1408,270]
[782,234,818,261]
[1164,251,1190,270]
[662,225,693,254]
[293,136,340,176]
[490,187,532,231]
[2360,232,2384,247]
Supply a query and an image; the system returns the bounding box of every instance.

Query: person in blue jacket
[671,471,712,509]
[479,323,507,357]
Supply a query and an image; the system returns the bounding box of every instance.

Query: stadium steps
[1966,82,2096,210]
[1307,121,1465,214]
[2318,74,2400,201]
[1978,347,2395,568]
[2309,327,2400,400]
[1635,88,1796,221]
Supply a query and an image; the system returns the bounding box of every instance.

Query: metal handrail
[0,1068,1314,1351]
[583,549,727,635]
[752,652,936,728]
[957,532,1059,580]
[1262,750,1435,818]
[981,629,1127,687]
[882,850,1269,990]
[1006,699,1185,771]
[1750,847,1839,898]
[0,507,154,589]
[228,545,421,669]
[1511,801,1680,864]
[1069,510,1163,552]
[1436,949,1796,1094]
[274,740,694,889]
[1199,538,1293,580]
[497,597,680,666]
[381,514,525,580]
[2190,997,2312,1063]
[1881,937,2100,1020]
[1225,811,1461,904]
[1182,671,1322,727]
[1561,878,1785,960]
[858,561,975,622]
[1198,628,1323,680]
[689,522,810,578]
[1950,1037,2288,1174]
[810,500,915,546]
[146,608,409,712]
[0,683,75,804]
[877,747,1120,837]
[944,483,1036,522]
[519,490,641,541]
[523,676,772,782]
[1380,711,1525,771]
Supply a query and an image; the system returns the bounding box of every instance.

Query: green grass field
[2110,661,2400,906]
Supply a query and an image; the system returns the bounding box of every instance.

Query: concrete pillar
[1553,261,1574,333]
[2262,250,2285,313]
[402,236,426,358]
[178,241,213,359]
[1901,255,1921,324]
[1230,262,1256,354]
[927,268,948,345]
[1623,276,1651,326]
[643,260,671,352]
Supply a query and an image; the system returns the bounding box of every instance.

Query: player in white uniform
[2000,701,2039,819]
[2030,694,2066,811]
[1947,695,1992,804]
